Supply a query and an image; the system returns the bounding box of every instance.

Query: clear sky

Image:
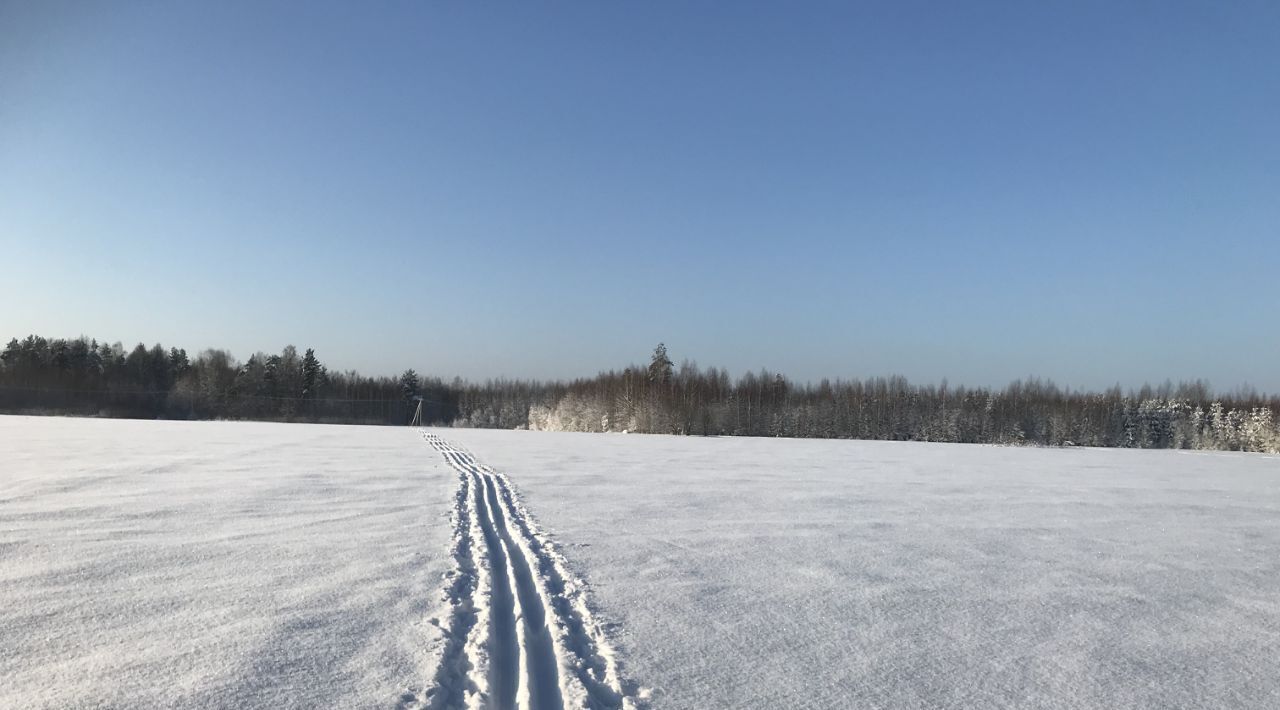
[2,1,1277,391]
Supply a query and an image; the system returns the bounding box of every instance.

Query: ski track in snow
[411,433,646,710]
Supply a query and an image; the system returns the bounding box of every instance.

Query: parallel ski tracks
[415,433,645,710]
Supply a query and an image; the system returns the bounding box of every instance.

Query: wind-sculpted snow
[413,433,647,710]
[438,428,1280,710]
[0,416,455,710]
[7,416,1277,709]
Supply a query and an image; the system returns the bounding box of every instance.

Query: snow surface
[434,428,1280,709]
[5,416,1280,709]
[0,416,455,709]
[417,433,643,710]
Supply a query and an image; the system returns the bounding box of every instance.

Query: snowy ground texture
[415,433,645,710]
[4,417,1280,709]
[435,428,1280,710]
[0,416,455,709]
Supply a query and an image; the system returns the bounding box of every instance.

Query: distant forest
[3,335,1278,453]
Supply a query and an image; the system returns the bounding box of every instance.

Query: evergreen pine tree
[301,348,322,397]
[648,343,673,385]
[400,369,420,401]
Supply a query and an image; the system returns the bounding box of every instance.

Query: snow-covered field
[4,416,1279,709]
[0,416,455,709]
[436,428,1280,710]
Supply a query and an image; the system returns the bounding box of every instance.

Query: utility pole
[410,395,424,426]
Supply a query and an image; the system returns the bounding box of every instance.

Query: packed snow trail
[417,433,646,710]
[473,471,523,708]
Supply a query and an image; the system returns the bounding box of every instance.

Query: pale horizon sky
[3,2,1278,392]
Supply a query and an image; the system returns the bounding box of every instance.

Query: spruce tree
[400,369,420,402]
[647,343,673,385]
[301,348,322,398]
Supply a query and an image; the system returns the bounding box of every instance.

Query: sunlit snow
[1,416,454,709]
[438,428,1280,709]
[3,416,1278,709]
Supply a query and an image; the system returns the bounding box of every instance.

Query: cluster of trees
[4,335,1278,453]
[495,344,1280,453]
[0,335,452,424]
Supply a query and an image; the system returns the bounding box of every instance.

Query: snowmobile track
[416,433,646,710]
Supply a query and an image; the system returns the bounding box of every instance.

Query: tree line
[3,335,1277,452]
[512,344,1279,453]
[0,334,453,425]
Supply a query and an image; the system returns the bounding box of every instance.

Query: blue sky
[2,1,1277,390]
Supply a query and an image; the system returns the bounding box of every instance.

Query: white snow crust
[5,415,1279,709]
[435,428,1280,709]
[417,433,644,709]
[0,416,455,709]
